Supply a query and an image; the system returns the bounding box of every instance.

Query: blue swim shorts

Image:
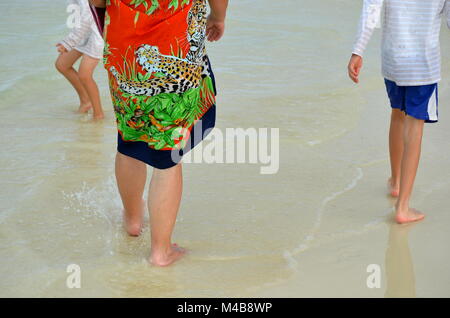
[384,79,439,123]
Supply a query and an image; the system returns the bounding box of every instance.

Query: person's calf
[123,199,145,236]
[78,71,94,87]
[395,116,425,224]
[388,110,406,196]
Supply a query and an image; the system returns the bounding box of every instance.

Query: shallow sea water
[1,0,450,297]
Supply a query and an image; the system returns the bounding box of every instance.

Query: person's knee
[78,69,93,84]
[405,115,424,126]
[55,59,67,73]
[116,152,145,167]
[392,109,406,121]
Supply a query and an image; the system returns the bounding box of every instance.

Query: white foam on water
[284,167,364,268]
[61,178,124,251]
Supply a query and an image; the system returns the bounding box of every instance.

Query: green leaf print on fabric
[121,0,192,24]
[112,74,214,150]
[169,0,191,10]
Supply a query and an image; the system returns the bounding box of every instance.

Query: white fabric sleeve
[59,0,94,51]
[352,0,384,57]
[446,0,450,29]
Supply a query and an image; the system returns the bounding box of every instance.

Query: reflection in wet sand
[385,222,417,298]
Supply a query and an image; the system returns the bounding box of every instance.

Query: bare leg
[78,54,104,120]
[395,115,425,224]
[55,50,92,113]
[115,152,147,236]
[388,109,406,197]
[148,164,186,266]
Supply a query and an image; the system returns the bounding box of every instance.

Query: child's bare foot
[123,214,142,236]
[388,178,400,197]
[395,206,425,224]
[150,244,187,267]
[93,112,105,120]
[123,200,145,236]
[78,102,92,113]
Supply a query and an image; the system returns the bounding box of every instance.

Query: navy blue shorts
[384,79,438,123]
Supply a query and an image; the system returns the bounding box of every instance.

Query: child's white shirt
[353,0,450,86]
[60,0,104,59]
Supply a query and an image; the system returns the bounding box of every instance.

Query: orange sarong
[103,0,216,168]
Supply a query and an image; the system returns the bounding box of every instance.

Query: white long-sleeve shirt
[352,0,450,86]
[60,0,103,58]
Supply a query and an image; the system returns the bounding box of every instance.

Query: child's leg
[395,115,425,224]
[78,54,104,120]
[115,152,147,236]
[388,109,406,197]
[148,164,186,267]
[55,50,91,112]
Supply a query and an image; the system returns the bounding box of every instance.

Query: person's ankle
[390,177,400,187]
[150,250,170,265]
[151,243,172,257]
[396,200,409,213]
[125,222,141,236]
[93,111,105,119]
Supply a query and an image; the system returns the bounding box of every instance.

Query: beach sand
[1,0,450,297]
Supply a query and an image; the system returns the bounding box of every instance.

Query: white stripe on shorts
[427,87,438,122]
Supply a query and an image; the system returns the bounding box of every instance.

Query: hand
[348,54,363,83]
[206,14,225,42]
[56,43,68,54]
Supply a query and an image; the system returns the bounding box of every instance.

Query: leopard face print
[136,44,202,85]
[186,0,207,63]
[110,47,210,96]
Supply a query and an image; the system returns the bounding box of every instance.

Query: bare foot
[93,112,105,121]
[78,102,92,113]
[395,207,425,224]
[150,244,187,267]
[388,178,400,197]
[123,200,145,236]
